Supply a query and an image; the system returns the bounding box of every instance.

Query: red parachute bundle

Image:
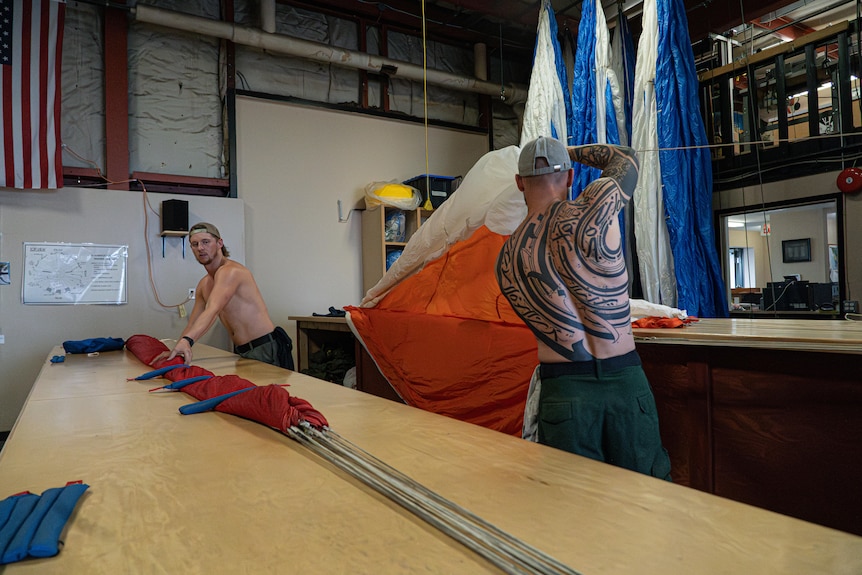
[630,316,699,329]
[214,384,329,431]
[182,374,253,401]
[125,334,187,368]
[166,365,218,385]
[124,334,328,430]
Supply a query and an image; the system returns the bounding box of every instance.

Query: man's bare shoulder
[213,259,253,281]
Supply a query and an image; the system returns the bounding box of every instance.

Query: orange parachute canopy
[347,148,537,436]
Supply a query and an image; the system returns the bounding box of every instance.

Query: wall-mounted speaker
[161,199,189,234]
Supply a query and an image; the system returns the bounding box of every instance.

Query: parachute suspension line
[734,1,776,314]
[638,130,862,152]
[708,76,734,301]
[835,17,849,310]
[857,0,862,137]
[837,47,847,173]
[421,0,433,211]
[286,424,584,575]
[846,0,862,306]
[59,144,189,314]
[500,22,506,100]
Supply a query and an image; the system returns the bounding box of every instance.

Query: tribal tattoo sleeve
[567,144,639,203]
[497,144,640,360]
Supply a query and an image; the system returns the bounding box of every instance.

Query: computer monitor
[763,280,809,311]
[807,282,836,311]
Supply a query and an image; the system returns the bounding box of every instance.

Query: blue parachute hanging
[654,0,728,317]
[605,82,621,146]
[546,0,572,143]
[569,0,601,198]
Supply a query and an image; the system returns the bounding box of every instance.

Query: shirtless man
[159,222,294,370]
[496,136,670,479]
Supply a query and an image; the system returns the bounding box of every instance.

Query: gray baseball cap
[518,136,572,176]
[189,222,221,239]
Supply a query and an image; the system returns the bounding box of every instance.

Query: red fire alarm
[836,167,862,193]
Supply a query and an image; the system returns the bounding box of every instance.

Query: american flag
[0,0,65,189]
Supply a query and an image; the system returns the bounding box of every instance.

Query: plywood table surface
[1,344,861,574]
[634,317,862,352]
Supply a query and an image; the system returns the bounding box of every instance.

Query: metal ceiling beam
[276,0,842,61]
[685,0,817,42]
[290,0,537,55]
[133,4,531,102]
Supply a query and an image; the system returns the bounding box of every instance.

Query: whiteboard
[22,243,128,305]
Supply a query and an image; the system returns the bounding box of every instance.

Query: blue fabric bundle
[179,387,254,415]
[0,483,89,565]
[158,375,212,391]
[132,364,189,380]
[62,337,125,354]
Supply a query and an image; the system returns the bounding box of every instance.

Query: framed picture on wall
[782,238,811,263]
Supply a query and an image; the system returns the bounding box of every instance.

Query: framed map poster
[23,243,128,305]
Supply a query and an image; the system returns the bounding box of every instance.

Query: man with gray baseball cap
[496,136,671,480]
[159,222,294,370]
[517,135,572,176]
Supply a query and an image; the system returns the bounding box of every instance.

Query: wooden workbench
[289,315,402,401]
[633,317,862,536]
[0,343,860,573]
[288,315,862,535]
[634,316,862,352]
[288,315,355,372]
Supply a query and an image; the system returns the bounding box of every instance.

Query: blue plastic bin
[403,174,461,209]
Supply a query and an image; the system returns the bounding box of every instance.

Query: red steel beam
[104,7,130,190]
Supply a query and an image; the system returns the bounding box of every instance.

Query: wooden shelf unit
[361,203,423,295]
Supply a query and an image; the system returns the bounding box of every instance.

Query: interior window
[721,199,840,314]
[784,51,810,142]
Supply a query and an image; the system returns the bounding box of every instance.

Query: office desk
[2,344,860,573]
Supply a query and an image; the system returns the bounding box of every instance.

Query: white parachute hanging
[521,0,568,146]
[632,0,677,307]
[593,1,624,147]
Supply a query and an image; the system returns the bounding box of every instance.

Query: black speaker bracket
[160,230,188,258]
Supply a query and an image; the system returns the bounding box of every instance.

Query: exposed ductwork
[132,3,529,103]
[259,0,276,34]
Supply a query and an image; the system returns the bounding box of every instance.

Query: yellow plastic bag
[364,181,422,210]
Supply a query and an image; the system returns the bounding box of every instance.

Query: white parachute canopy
[632,0,677,307]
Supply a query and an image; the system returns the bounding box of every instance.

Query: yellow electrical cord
[421,0,433,211]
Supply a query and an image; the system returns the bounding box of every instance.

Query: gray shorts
[235,327,294,370]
